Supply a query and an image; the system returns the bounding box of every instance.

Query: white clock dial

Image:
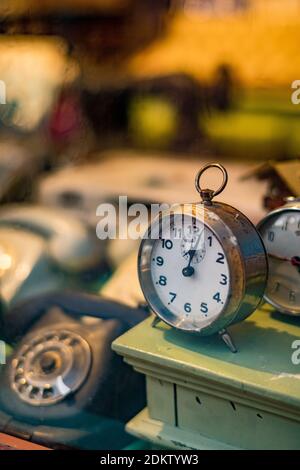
[180,225,206,265]
[260,210,300,314]
[150,214,230,330]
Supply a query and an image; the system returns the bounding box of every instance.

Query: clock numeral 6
[184,302,192,313]
[162,239,173,250]
[200,302,208,313]
[158,275,167,286]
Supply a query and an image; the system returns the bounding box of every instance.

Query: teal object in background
[0,204,107,314]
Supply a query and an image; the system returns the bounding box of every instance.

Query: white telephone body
[0,205,103,308]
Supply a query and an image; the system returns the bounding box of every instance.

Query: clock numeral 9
[173,227,182,238]
[200,302,208,313]
[184,302,192,313]
[154,256,164,266]
[162,239,173,250]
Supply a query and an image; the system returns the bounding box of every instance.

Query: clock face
[259,209,300,314]
[150,214,230,330]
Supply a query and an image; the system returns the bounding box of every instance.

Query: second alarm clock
[138,163,268,351]
[257,197,300,316]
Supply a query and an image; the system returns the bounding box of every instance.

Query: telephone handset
[0,204,103,272]
[0,291,148,449]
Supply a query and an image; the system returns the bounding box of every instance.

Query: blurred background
[0,1,299,316]
[0,0,299,305]
[0,0,299,450]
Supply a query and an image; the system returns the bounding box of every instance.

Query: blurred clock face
[259,209,300,315]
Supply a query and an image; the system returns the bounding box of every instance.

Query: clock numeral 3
[154,256,164,266]
[289,291,296,303]
[220,274,227,285]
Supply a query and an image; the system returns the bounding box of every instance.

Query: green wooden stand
[113,306,300,450]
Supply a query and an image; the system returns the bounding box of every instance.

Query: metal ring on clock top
[195,163,228,203]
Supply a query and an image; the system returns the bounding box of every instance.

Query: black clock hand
[269,253,300,273]
[182,249,196,277]
[182,231,203,277]
[291,256,300,273]
[268,253,290,262]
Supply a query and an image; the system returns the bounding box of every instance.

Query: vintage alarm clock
[257,197,300,316]
[138,163,268,351]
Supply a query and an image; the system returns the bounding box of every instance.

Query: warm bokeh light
[129,2,300,88]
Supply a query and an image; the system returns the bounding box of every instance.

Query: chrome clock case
[138,163,268,350]
[257,197,300,316]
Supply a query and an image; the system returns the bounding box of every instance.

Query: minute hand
[268,253,290,262]
[183,229,204,258]
[269,253,300,272]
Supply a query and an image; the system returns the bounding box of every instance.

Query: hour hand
[182,250,195,277]
[291,256,300,273]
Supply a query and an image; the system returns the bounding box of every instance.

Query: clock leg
[151,316,161,328]
[218,329,237,353]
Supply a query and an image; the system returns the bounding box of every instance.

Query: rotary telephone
[0,291,148,449]
[0,205,105,309]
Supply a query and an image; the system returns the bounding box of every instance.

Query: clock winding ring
[195,163,228,203]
